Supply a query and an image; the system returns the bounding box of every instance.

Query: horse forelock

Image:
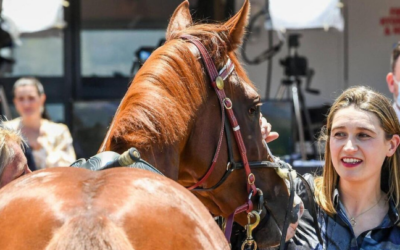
[109,23,255,152]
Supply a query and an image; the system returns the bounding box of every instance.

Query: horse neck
[135,142,184,181]
[104,65,205,181]
[104,115,191,181]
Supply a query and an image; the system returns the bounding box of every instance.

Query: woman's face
[13,85,45,119]
[329,105,399,183]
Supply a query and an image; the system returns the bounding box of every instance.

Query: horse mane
[109,23,255,152]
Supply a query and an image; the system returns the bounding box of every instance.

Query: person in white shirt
[5,77,76,170]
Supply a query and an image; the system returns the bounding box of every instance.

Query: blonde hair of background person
[0,121,31,188]
[5,77,76,169]
[315,86,400,227]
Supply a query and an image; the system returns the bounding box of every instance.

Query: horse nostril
[290,204,300,224]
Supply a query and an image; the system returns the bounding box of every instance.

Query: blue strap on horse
[70,147,163,176]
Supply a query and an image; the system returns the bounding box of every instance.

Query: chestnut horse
[100,0,301,248]
[0,1,301,249]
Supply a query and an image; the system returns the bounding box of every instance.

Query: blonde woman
[5,77,76,170]
[260,86,400,249]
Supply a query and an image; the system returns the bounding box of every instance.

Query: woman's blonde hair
[315,86,400,216]
[0,121,25,179]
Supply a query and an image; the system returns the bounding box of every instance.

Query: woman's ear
[387,134,400,157]
[40,94,46,106]
[387,72,396,94]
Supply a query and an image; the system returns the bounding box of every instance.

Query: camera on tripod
[280,34,308,78]
[275,33,320,160]
[279,34,319,95]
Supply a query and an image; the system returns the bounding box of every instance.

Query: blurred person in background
[386,42,400,120]
[5,77,75,170]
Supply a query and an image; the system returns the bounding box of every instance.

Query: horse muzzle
[253,193,304,249]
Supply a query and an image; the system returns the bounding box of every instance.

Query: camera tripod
[275,75,317,160]
[276,34,319,160]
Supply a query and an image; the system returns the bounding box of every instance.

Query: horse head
[102,0,302,247]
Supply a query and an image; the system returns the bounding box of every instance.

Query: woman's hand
[260,116,279,143]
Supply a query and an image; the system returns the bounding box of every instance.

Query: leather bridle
[180,35,315,250]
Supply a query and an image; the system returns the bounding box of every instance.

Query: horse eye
[248,106,257,115]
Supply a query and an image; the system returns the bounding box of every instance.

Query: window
[80,0,233,77]
[81,30,165,77]
[5,34,63,77]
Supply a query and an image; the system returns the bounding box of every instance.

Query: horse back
[0,168,229,250]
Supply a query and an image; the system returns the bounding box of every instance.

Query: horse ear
[166,1,193,41]
[225,0,250,51]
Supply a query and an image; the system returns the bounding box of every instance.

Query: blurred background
[0,0,398,168]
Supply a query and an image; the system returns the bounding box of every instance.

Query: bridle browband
[180,35,323,249]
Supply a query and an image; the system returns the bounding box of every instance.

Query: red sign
[380,7,400,36]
